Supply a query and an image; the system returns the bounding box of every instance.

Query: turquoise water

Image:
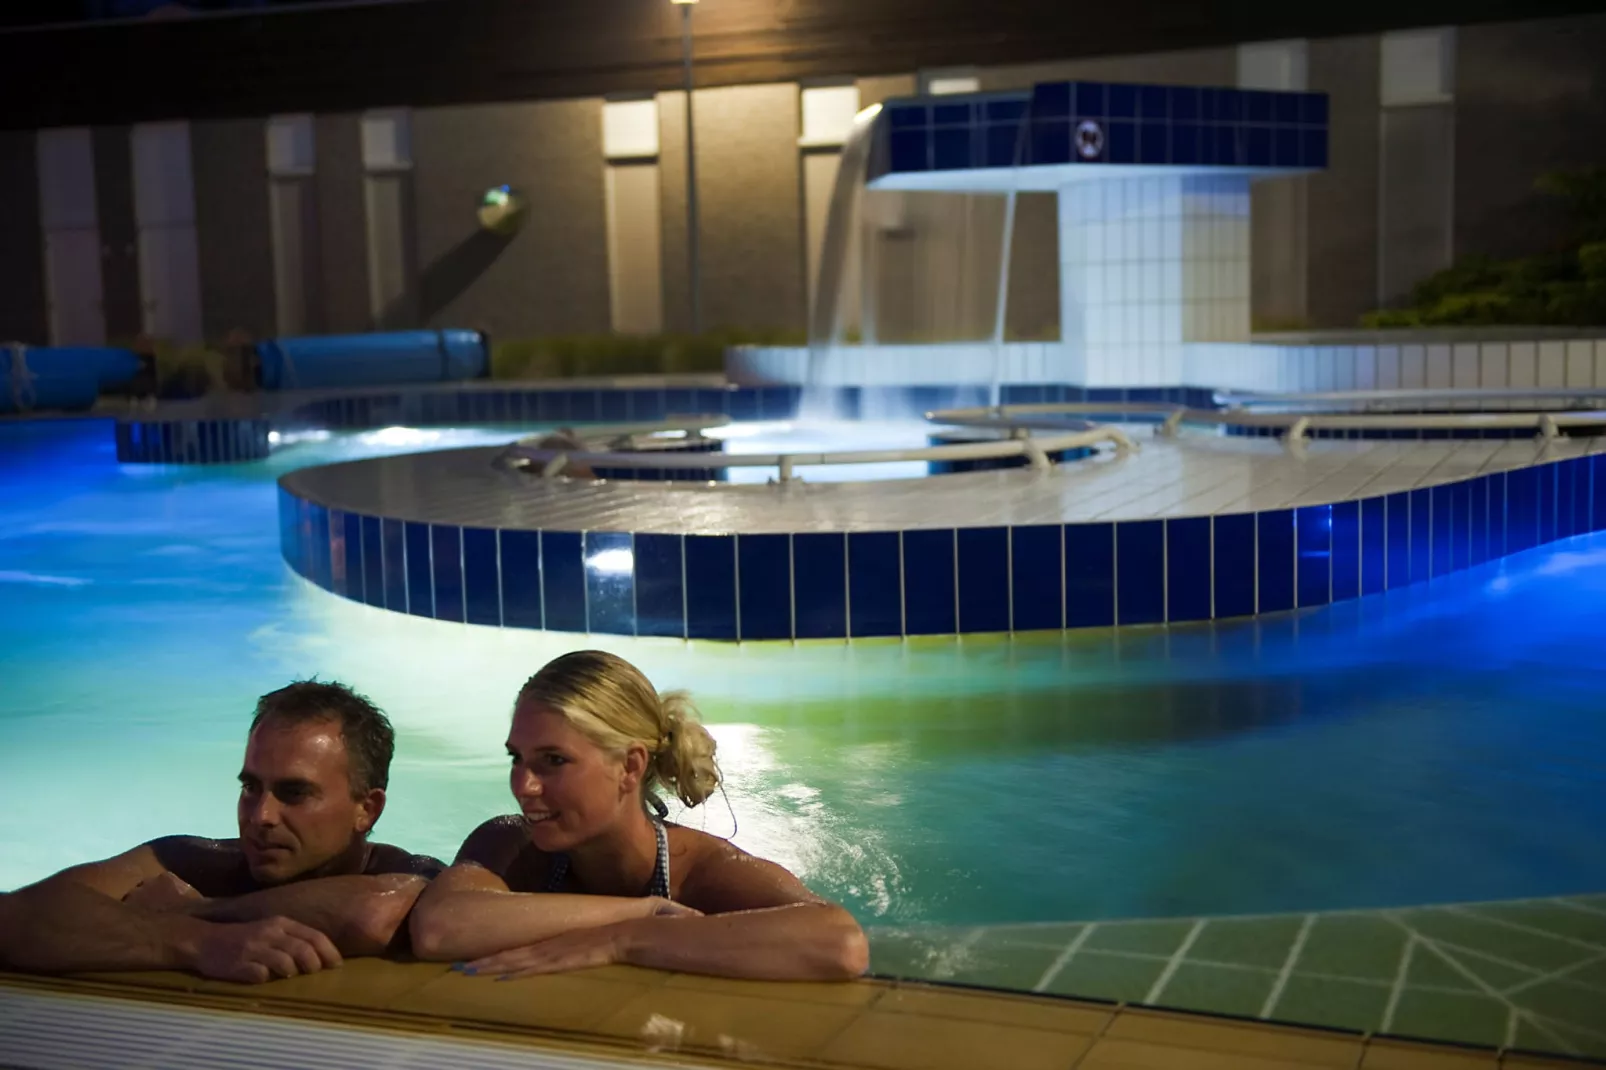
[2,418,1604,931]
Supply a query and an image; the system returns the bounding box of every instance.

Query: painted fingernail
[462,966,478,976]
[449,962,464,972]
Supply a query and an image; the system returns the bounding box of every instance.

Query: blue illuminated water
[1,417,1603,929]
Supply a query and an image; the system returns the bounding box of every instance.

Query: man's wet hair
[250,680,395,797]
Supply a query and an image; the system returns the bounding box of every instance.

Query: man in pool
[0,681,443,984]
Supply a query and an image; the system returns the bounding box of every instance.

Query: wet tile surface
[282,431,1605,535]
[869,895,1606,1061]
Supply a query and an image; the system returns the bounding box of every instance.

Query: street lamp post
[673,0,701,336]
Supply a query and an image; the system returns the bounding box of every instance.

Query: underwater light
[585,548,635,575]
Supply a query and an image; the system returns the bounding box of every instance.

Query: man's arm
[0,848,340,982]
[185,874,428,956]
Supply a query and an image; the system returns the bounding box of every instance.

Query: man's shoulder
[365,842,448,880]
[144,835,253,897]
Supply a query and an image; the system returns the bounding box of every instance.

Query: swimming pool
[4,417,1605,933]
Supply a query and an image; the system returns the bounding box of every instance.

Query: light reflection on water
[1,420,1603,930]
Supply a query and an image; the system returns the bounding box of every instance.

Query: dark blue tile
[1409,489,1432,583]
[1451,480,1472,571]
[1274,92,1301,125]
[1139,122,1167,164]
[599,390,629,421]
[1108,83,1136,118]
[1108,121,1136,164]
[890,127,929,172]
[957,527,1009,633]
[728,389,760,422]
[1274,127,1300,168]
[541,531,585,633]
[1305,128,1331,170]
[582,531,634,636]
[1010,525,1063,631]
[792,533,847,639]
[888,103,928,128]
[1296,505,1332,608]
[987,97,1028,122]
[932,102,970,126]
[1030,119,1071,165]
[500,529,543,629]
[987,123,1021,167]
[337,511,362,599]
[1385,492,1411,587]
[1302,92,1329,125]
[1171,123,1199,166]
[1216,126,1241,167]
[1213,513,1255,618]
[1489,471,1509,558]
[1256,511,1295,613]
[1246,90,1273,123]
[1032,82,1070,118]
[404,521,433,616]
[463,527,500,626]
[1247,127,1272,168]
[1595,454,1606,531]
[1430,484,1454,579]
[737,534,792,641]
[1075,82,1106,118]
[685,535,737,640]
[431,525,465,622]
[1332,500,1361,601]
[634,533,685,638]
[1165,517,1211,623]
[381,518,407,611]
[361,515,385,608]
[1469,476,1491,566]
[934,128,970,169]
[1564,457,1586,537]
[631,389,665,421]
[1507,467,1539,553]
[1065,523,1115,628]
[848,531,901,637]
[903,529,957,636]
[1539,463,1558,544]
[1216,88,1243,123]
[306,503,332,591]
[1138,84,1167,120]
[1170,86,1199,121]
[1115,521,1164,625]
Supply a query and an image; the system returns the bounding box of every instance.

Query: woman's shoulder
[664,825,821,913]
[454,815,536,870]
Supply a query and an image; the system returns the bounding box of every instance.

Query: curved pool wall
[277,442,1606,641]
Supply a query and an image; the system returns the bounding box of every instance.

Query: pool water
[2,418,1605,932]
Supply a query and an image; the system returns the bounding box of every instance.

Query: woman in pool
[409,650,869,981]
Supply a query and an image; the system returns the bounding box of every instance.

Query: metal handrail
[928,401,1606,443]
[502,424,1137,483]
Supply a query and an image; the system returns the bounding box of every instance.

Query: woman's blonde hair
[516,650,720,807]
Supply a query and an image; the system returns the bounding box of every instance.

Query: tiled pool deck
[873,895,1606,1058]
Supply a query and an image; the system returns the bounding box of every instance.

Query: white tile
[1566,340,1594,387]
[1478,343,1508,390]
[1354,346,1377,390]
[1401,345,1426,389]
[1596,340,1606,389]
[1509,342,1536,388]
[1377,345,1401,390]
[1538,341,1567,387]
[1451,343,1479,388]
[1425,343,1452,389]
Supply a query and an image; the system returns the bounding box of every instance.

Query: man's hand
[123,872,204,914]
[188,916,343,984]
[647,897,702,919]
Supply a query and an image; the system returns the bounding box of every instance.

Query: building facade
[1,8,1603,350]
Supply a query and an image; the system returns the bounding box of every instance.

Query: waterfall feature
[803,104,882,419]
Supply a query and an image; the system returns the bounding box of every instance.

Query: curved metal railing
[500,422,1138,483]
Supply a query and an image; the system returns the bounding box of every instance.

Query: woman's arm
[468,843,869,982]
[408,819,685,962]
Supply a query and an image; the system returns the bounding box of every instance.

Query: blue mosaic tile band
[876,81,1329,179]
[278,454,1606,640]
[113,384,1219,465]
[115,418,270,463]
